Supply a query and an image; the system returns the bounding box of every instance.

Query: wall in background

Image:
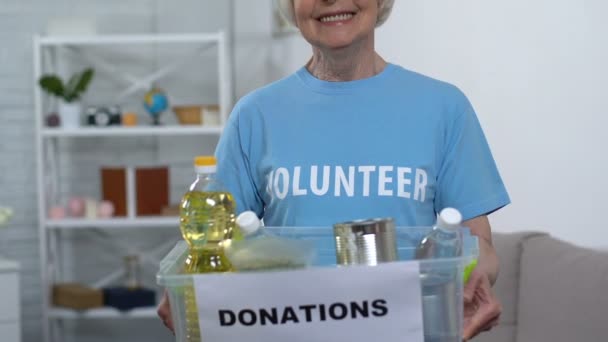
[263,0,608,248]
[0,1,282,341]
[377,0,608,248]
[2,0,607,341]
[0,1,233,341]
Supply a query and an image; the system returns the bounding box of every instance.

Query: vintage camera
[86,106,122,126]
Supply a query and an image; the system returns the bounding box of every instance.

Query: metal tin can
[333,218,398,266]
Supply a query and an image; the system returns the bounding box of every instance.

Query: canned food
[333,218,398,266]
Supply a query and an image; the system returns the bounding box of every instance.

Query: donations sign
[193,261,424,342]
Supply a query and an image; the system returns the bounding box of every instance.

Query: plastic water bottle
[235,211,264,238]
[416,208,464,342]
[416,208,463,259]
[228,211,315,271]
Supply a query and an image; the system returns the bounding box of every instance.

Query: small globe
[143,87,169,125]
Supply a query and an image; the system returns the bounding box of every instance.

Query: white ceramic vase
[58,101,82,129]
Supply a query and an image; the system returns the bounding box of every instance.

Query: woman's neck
[306,39,386,82]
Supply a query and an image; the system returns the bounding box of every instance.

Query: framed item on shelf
[101,166,169,217]
[135,167,169,216]
[101,168,127,217]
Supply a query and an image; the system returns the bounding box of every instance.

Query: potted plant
[39,68,94,128]
[0,207,12,228]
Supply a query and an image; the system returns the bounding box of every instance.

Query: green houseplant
[39,68,94,128]
[0,207,12,228]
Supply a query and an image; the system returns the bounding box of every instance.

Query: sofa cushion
[517,235,608,342]
[493,232,548,325]
[473,325,517,342]
[473,231,547,342]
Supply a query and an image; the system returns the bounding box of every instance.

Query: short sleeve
[435,102,510,220]
[214,103,264,217]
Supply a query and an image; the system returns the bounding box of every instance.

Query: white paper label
[193,261,423,342]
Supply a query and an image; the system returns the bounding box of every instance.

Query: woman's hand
[462,269,501,340]
[462,215,501,340]
[157,289,174,333]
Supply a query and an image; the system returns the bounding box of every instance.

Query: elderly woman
[159,0,509,340]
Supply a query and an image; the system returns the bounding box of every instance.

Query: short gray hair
[275,0,395,28]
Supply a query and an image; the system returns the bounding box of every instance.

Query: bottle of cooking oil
[180,156,238,342]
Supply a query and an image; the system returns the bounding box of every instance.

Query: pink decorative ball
[48,206,66,219]
[68,197,86,217]
[97,201,115,218]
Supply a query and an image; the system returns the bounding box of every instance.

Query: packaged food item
[225,211,315,271]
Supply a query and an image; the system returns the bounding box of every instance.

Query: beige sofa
[474,232,608,342]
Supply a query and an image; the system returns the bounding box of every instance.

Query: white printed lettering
[292,166,307,196]
[334,166,355,197]
[397,167,412,199]
[378,166,394,196]
[266,170,275,199]
[358,166,376,197]
[310,166,330,196]
[268,165,428,202]
[414,169,428,202]
[274,167,289,199]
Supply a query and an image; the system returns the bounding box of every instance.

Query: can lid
[334,217,395,235]
[437,208,462,230]
[236,211,262,235]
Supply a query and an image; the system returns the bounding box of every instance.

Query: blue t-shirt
[215,63,510,227]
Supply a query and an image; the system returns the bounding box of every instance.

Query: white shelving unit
[45,217,181,230]
[41,125,223,138]
[33,32,233,342]
[49,307,158,319]
[0,259,21,342]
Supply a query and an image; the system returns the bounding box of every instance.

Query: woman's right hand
[157,289,174,333]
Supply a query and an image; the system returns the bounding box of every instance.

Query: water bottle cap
[236,211,262,235]
[437,208,462,230]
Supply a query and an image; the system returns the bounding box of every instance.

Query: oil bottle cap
[236,211,262,235]
[194,156,217,174]
[437,208,462,230]
[194,156,216,166]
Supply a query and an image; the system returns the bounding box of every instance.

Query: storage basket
[157,226,478,342]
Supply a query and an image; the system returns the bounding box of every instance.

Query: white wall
[0,1,230,341]
[1,1,606,340]
[262,0,608,248]
[380,0,608,248]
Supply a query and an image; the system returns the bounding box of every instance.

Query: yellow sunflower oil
[180,156,239,342]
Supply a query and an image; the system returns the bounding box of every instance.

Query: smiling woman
[275,0,394,28]
[159,0,510,339]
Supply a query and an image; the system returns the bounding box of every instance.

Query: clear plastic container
[157,226,478,342]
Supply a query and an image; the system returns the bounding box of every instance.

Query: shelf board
[42,125,223,137]
[49,307,158,319]
[39,33,222,46]
[46,217,179,229]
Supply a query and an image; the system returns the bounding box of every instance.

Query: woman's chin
[318,37,359,51]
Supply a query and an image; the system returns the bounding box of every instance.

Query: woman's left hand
[462,269,502,340]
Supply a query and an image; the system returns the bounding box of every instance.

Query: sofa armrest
[516,235,608,342]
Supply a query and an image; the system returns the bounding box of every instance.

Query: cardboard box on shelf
[52,283,104,310]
